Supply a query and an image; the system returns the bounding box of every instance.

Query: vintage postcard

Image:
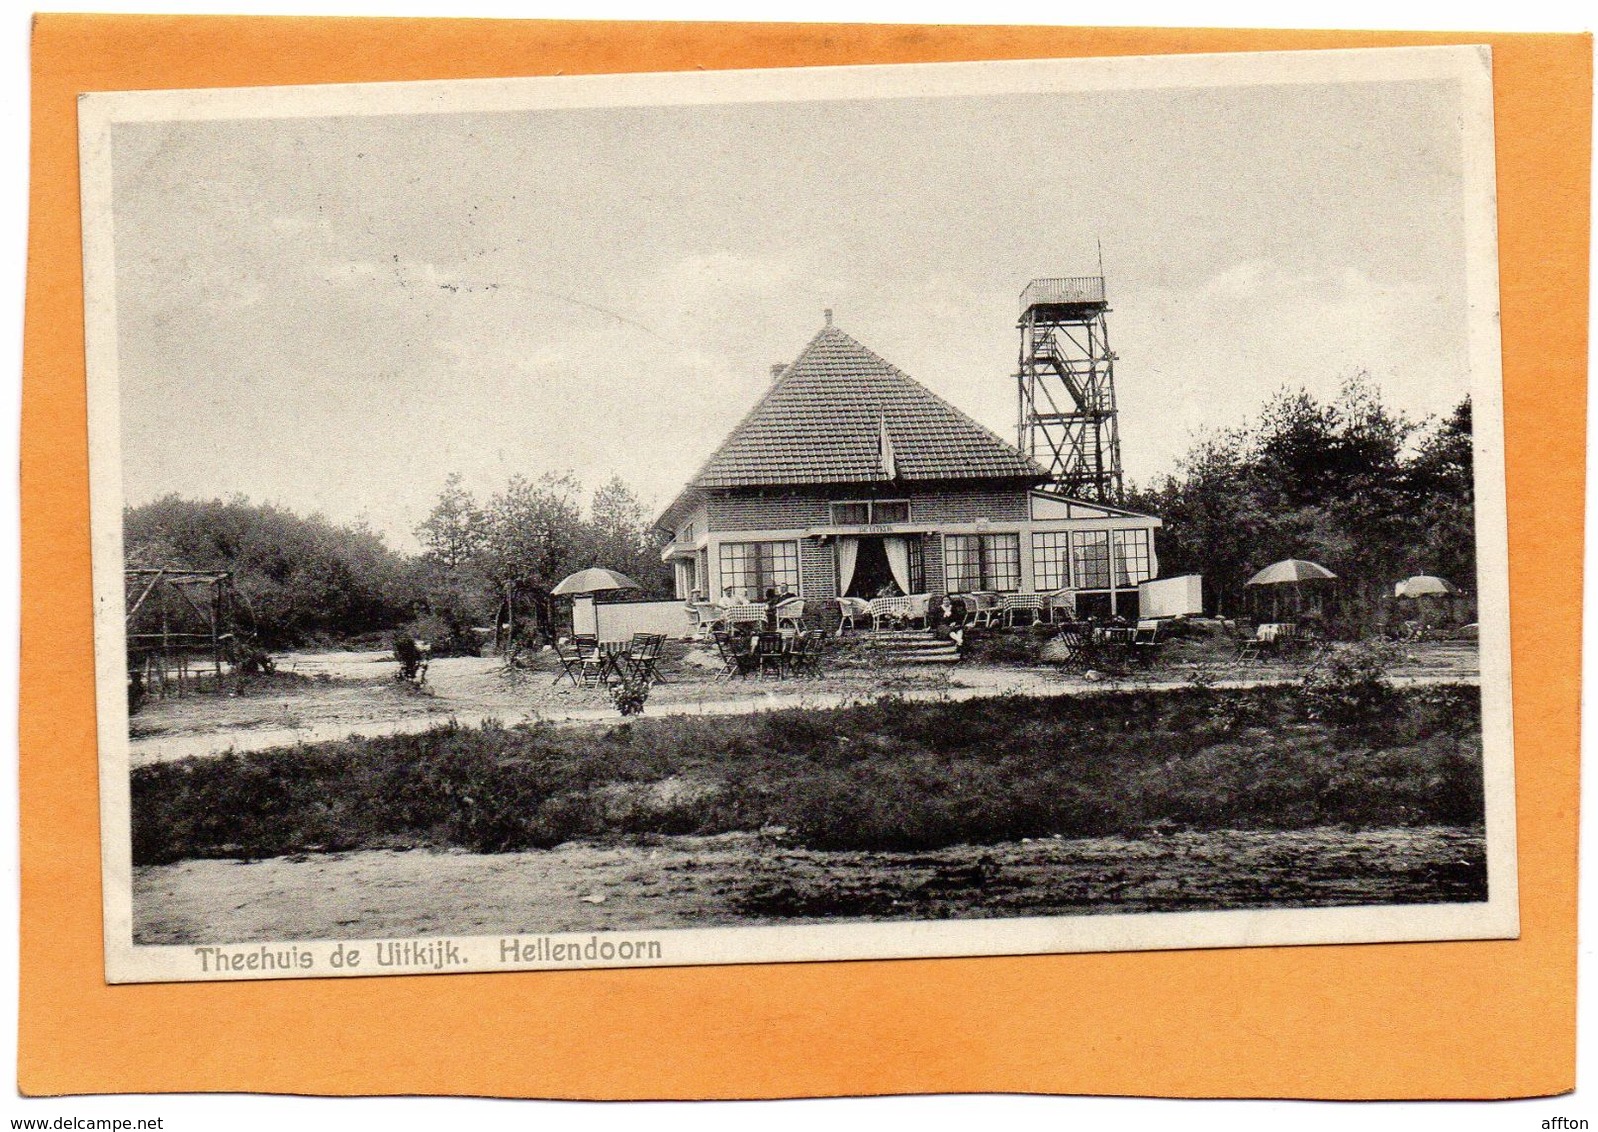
[79,44,1515,984]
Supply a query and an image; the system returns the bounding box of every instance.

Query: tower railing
[1020,276,1106,312]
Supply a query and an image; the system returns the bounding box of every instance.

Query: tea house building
[656,318,1162,625]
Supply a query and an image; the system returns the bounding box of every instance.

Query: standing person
[764,587,780,630]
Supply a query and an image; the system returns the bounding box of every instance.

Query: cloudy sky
[110,71,1470,550]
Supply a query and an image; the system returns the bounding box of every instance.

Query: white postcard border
[78,43,1518,985]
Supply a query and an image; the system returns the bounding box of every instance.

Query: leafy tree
[479,472,587,641]
[123,495,410,645]
[1128,381,1474,634]
[414,472,487,569]
[585,475,672,597]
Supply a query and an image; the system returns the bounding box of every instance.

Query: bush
[608,672,651,717]
[1297,640,1405,734]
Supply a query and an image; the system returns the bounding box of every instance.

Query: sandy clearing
[133,825,1486,945]
[126,642,1482,766]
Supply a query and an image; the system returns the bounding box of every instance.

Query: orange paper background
[19,16,1591,1099]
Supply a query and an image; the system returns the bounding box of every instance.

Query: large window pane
[1113,529,1152,586]
[944,535,980,593]
[1032,531,1071,591]
[945,533,1019,591]
[718,540,800,599]
[984,534,1021,592]
[1071,530,1111,589]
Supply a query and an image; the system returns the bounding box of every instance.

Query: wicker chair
[775,597,806,631]
[835,597,871,634]
[1044,589,1078,624]
[966,592,1002,628]
[690,602,726,638]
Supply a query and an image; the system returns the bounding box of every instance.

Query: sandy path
[127,644,1482,766]
[134,825,1486,945]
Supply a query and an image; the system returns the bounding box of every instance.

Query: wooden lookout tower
[1016,275,1125,503]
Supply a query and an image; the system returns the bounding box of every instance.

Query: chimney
[770,363,787,381]
[824,308,833,326]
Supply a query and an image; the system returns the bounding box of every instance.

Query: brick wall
[707,485,1030,532]
[800,536,841,630]
[922,533,946,594]
[707,493,830,531]
[907,488,1029,524]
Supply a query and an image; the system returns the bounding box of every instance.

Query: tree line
[124,379,1473,648]
[122,473,671,650]
[1125,377,1474,631]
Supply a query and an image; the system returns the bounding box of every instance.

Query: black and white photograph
[78,45,1516,983]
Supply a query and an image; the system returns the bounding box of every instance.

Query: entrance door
[843,536,924,597]
[845,537,894,597]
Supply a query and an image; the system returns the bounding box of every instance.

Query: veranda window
[1031,531,1071,591]
[1070,530,1111,589]
[1113,529,1153,586]
[944,534,1021,592]
[718,540,800,598]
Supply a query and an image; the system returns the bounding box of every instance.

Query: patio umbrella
[1394,575,1459,599]
[550,567,643,596]
[1245,558,1337,587]
[1244,558,1337,622]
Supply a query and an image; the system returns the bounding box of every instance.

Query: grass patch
[131,684,1484,865]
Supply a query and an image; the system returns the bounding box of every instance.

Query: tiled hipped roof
[659,324,1046,528]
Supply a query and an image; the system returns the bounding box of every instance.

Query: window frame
[944,532,1022,593]
[1070,529,1112,590]
[717,539,801,598]
[1113,528,1153,587]
[829,499,913,527]
[1031,531,1072,591]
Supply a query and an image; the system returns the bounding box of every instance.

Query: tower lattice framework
[1016,276,1124,503]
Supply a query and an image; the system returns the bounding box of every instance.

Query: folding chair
[1054,625,1092,671]
[787,629,826,677]
[551,638,584,686]
[711,631,755,681]
[572,634,608,686]
[625,632,667,685]
[1131,619,1163,667]
[755,631,787,679]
